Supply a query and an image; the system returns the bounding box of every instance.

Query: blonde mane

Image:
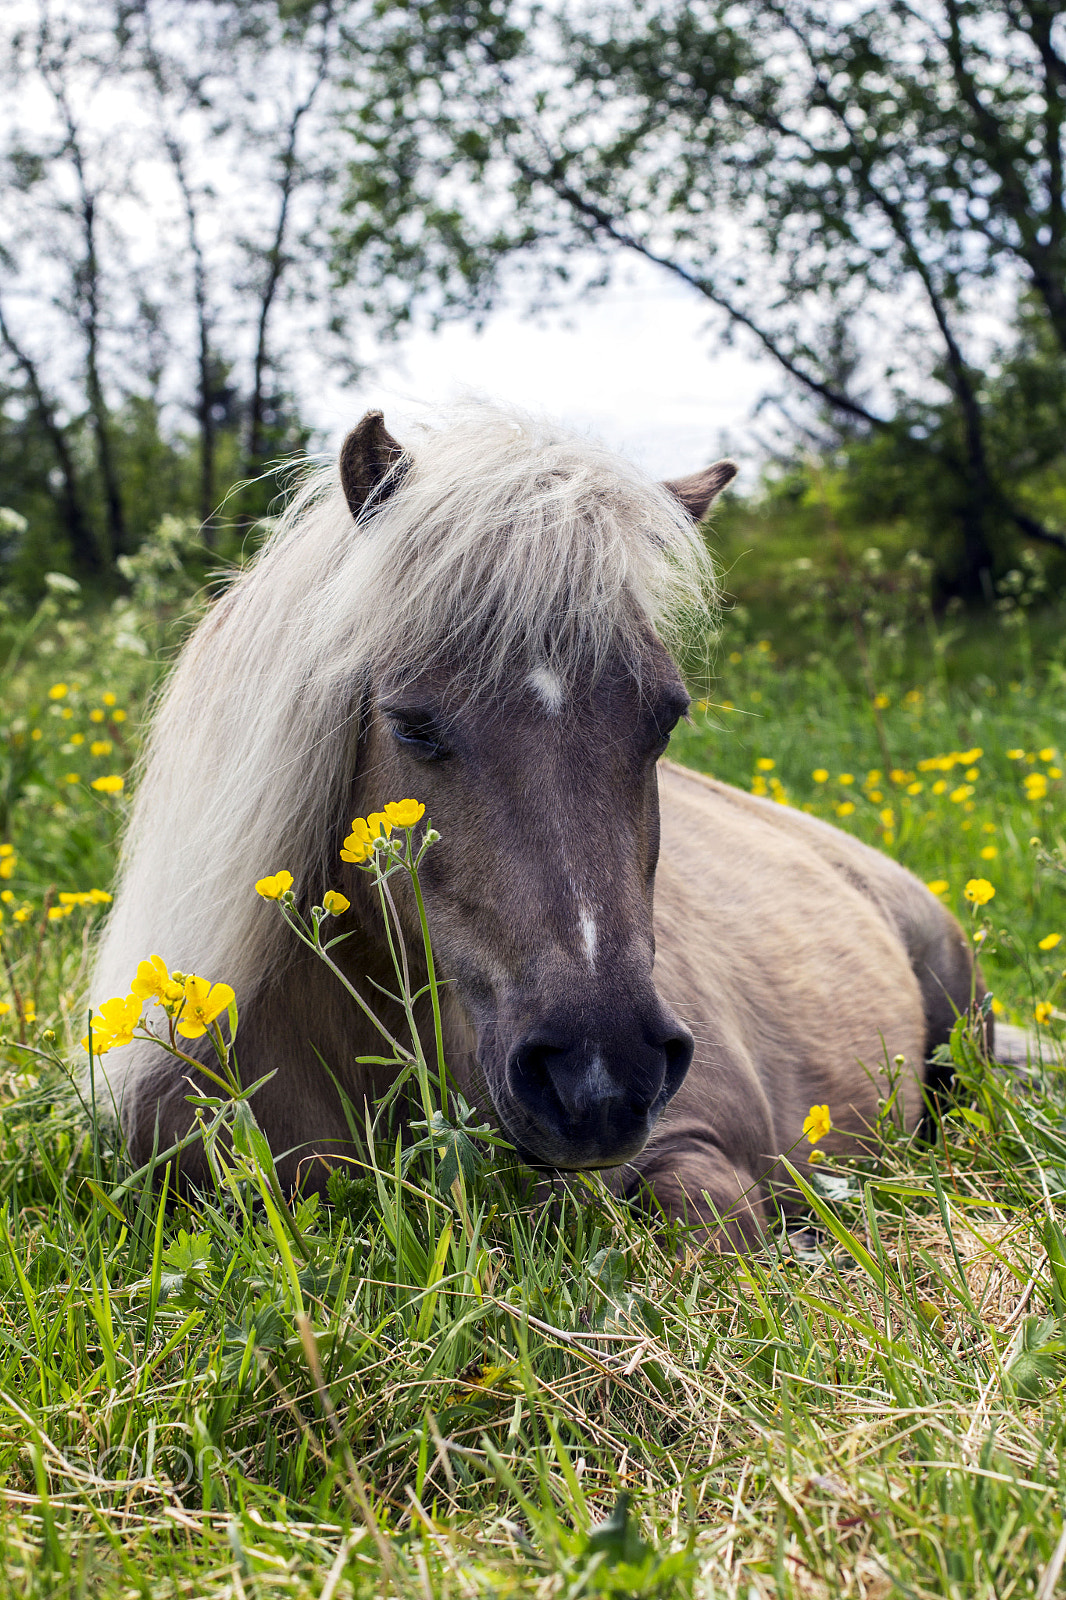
[91,403,716,1097]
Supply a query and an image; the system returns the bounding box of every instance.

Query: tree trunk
[0,299,100,574]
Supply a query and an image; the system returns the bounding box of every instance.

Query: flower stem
[409,852,447,1108]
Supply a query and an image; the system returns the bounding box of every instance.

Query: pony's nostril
[663,1027,694,1089]
[508,1036,569,1106]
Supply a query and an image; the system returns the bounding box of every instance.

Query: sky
[311,258,770,484]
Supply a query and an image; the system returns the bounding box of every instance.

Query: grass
[0,538,1065,1597]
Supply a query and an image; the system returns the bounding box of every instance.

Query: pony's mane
[91,403,716,1078]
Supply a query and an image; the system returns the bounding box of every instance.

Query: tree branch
[515,157,891,431]
[1010,508,1066,554]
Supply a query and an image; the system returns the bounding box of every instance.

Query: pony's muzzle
[504,1012,693,1169]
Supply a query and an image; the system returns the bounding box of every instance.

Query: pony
[91,403,983,1246]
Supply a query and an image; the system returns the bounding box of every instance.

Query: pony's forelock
[90,403,717,1096]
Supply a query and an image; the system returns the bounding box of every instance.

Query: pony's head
[92,402,732,1178]
[339,409,735,1170]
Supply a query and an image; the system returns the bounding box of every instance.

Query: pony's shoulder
[658,758,950,921]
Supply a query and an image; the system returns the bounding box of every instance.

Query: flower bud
[42,1029,56,1044]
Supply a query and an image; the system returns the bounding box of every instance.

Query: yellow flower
[728,651,743,664]
[932,779,948,795]
[1039,747,1056,762]
[873,693,890,709]
[0,1001,9,1017]
[1035,1002,1054,1025]
[949,784,974,803]
[322,890,350,916]
[90,740,113,757]
[383,798,426,828]
[366,810,393,841]
[112,709,127,723]
[838,773,854,785]
[89,888,111,904]
[13,906,30,923]
[964,878,995,906]
[879,808,895,829]
[23,1002,36,1024]
[836,800,855,816]
[889,769,908,784]
[91,775,124,794]
[991,997,1005,1016]
[81,993,142,1055]
[176,975,236,1039]
[47,905,72,921]
[255,870,294,900]
[868,789,884,803]
[965,766,979,781]
[1039,934,1062,951]
[341,811,394,863]
[812,768,828,783]
[70,733,84,746]
[30,728,41,741]
[755,758,775,771]
[89,709,104,723]
[131,954,185,1011]
[1007,748,1025,760]
[803,1104,832,1144]
[64,773,80,785]
[907,781,923,795]
[751,776,769,796]
[102,692,117,707]
[48,683,68,700]
[980,845,997,860]
[0,854,15,880]
[1050,767,1063,779]
[1025,773,1048,800]
[340,817,373,863]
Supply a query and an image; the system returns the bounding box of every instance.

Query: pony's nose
[505,1018,692,1168]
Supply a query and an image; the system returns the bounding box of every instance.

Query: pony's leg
[628,1141,767,1251]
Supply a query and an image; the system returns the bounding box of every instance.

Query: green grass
[0,547,1065,1597]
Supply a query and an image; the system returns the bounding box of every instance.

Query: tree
[336,0,1066,593]
[0,0,355,577]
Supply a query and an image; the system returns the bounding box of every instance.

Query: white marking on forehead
[579,906,598,971]
[527,664,565,714]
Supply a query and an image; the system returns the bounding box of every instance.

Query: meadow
[0,517,1065,1598]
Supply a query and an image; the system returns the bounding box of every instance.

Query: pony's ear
[662,460,738,522]
[339,410,409,519]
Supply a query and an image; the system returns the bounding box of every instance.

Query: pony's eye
[385,711,448,759]
[649,695,690,756]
